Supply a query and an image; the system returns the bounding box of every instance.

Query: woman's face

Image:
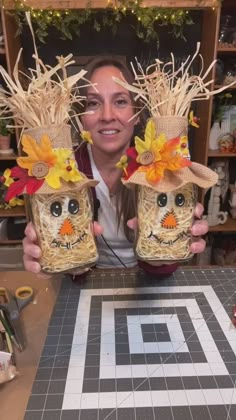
[81,65,137,157]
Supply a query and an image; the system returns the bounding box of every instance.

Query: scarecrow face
[30,188,98,273]
[136,183,196,261]
[32,190,91,249]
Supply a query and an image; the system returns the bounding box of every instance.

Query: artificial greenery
[9,0,194,44]
[0,118,13,136]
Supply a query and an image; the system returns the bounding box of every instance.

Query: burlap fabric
[153,115,188,139]
[22,124,98,194]
[123,116,218,191]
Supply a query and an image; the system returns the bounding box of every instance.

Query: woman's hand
[127,201,208,258]
[23,221,103,278]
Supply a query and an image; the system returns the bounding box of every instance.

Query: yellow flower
[116,155,128,176]
[175,135,190,157]
[135,119,156,161]
[9,197,24,207]
[189,110,200,128]
[3,168,14,187]
[81,130,93,144]
[46,149,82,189]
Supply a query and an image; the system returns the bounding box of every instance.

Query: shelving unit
[0,9,26,251]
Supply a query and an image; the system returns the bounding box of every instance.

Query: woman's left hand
[127,201,208,255]
[190,202,208,254]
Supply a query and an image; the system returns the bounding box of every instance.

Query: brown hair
[78,56,146,241]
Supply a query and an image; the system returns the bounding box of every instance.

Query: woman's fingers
[191,219,209,236]
[127,217,138,230]
[190,237,206,254]
[24,221,37,242]
[93,221,104,236]
[193,202,204,219]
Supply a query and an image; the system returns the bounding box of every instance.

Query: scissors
[0,286,34,351]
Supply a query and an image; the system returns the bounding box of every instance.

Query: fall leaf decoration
[5,133,83,201]
[116,118,191,185]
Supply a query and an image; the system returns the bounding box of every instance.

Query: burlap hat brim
[122,162,218,192]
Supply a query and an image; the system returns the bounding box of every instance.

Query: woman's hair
[78,56,146,242]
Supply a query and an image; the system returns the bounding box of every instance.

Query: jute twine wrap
[123,116,218,191]
[153,115,188,139]
[23,124,98,194]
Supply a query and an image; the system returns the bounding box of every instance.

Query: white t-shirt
[88,146,137,268]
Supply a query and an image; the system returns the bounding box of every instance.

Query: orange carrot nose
[161,210,178,229]
[59,218,74,236]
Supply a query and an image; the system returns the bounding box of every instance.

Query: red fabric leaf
[126,147,138,160]
[26,177,44,194]
[5,179,27,201]
[10,166,28,179]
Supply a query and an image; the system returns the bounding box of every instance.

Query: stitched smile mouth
[51,231,87,249]
[148,231,188,246]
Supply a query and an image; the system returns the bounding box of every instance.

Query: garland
[9,1,194,43]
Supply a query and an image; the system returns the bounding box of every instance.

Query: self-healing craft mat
[24,267,236,420]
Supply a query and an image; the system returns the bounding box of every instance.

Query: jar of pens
[0,309,17,384]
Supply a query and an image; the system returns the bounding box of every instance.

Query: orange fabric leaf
[17,134,57,175]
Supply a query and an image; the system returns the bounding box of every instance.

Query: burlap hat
[119,117,218,192]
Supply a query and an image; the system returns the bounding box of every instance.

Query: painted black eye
[175,193,185,207]
[157,193,167,207]
[68,199,79,215]
[50,201,62,217]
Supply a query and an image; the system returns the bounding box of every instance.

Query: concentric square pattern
[25,268,236,420]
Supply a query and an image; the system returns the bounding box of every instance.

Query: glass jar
[135,183,197,263]
[29,186,98,274]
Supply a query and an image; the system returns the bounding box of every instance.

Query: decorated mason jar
[5,124,98,274]
[118,117,218,263]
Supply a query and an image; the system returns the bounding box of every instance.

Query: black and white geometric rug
[24,267,236,420]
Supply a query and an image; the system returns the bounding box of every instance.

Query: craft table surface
[1,267,236,420]
[0,271,61,420]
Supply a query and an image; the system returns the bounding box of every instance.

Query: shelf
[0,206,25,218]
[0,239,22,245]
[214,84,236,90]
[217,46,236,53]
[209,217,236,232]
[0,152,17,160]
[208,150,236,157]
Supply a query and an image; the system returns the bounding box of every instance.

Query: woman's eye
[115,98,128,107]
[50,201,62,217]
[175,193,185,207]
[68,199,79,215]
[86,100,100,110]
[157,193,167,207]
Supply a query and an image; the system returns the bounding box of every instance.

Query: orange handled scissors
[0,286,34,351]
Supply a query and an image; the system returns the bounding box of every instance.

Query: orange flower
[138,137,191,184]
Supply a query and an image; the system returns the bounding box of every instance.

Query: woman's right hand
[23,222,42,274]
[23,221,103,276]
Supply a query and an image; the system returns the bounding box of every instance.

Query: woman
[23,57,208,277]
